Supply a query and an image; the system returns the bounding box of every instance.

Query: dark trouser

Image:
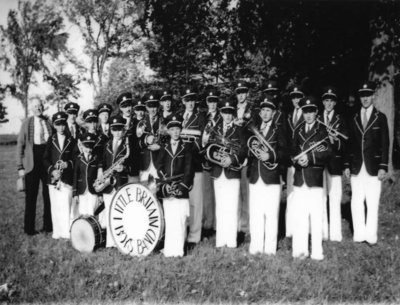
[24,144,52,234]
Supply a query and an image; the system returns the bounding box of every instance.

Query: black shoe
[26,230,39,236]
[237,231,246,246]
[40,229,52,234]
[202,228,215,240]
[187,242,196,252]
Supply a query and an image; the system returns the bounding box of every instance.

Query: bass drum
[109,183,164,256]
[70,215,106,253]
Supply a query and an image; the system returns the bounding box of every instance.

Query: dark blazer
[43,134,76,186]
[155,139,194,199]
[208,121,247,180]
[292,121,332,187]
[65,122,84,140]
[287,109,305,140]
[344,107,389,176]
[99,138,131,194]
[319,112,348,175]
[247,120,288,184]
[73,153,100,197]
[179,110,207,172]
[17,116,53,174]
[138,115,162,171]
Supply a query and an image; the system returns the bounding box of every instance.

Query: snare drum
[70,215,106,253]
[109,183,165,256]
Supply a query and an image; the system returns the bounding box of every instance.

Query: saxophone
[93,137,130,192]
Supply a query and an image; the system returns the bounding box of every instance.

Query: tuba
[93,137,130,192]
[247,123,278,170]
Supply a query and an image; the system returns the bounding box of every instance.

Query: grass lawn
[0,145,399,304]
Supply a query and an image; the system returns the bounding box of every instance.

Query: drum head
[109,183,164,256]
[70,217,97,253]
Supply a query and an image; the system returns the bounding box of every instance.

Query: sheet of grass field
[1,145,399,304]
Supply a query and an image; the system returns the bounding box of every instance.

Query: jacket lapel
[52,135,62,154]
[364,108,379,133]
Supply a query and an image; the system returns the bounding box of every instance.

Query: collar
[306,122,315,130]
[237,101,247,109]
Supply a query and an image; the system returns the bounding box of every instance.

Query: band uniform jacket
[209,120,247,180]
[92,132,108,162]
[138,115,162,171]
[98,138,132,194]
[247,119,288,185]
[344,107,389,176]
[179,110,206,172]
[319,112,348,176]
[65,122,84,140]
[292,121,332,188]
[287,109,305,142]
[73,153,100,197]
[43,134,76,186]
[155,139,194,199]
[17,116,53,174]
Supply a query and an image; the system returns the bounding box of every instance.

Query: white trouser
[163,198,189,257]
[187,172,203,243]
[322,169,343,241]
[285,166,295,237]
[215,172,240,248]
[249,180,281,255]
[140,162,158,194]
[351,163,382,244]
[238,166,249,233]
[102,190,116,248]
[49,183,72,239]
[292,185,324,260]
[78,190,98,216]
[202,170,216,230]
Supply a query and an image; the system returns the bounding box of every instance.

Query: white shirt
[57,133,66,151]
[33,116,49,145]
[293,108,302,125]
[361,105,373,126]
[112,139,122,155]
[237,102,247,119]
[305,122,315,133]
[260,120,272,137]
[324,110,334,125]
[170,139,179,154]
[223,122,233,135]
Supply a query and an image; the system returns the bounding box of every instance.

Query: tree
[61,0,149,97]
[0,0,69,117]
[43,72,80,111]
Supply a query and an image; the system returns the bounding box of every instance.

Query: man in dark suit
[344,82,389,245]
[291,96,332,260]
[247,96,288,255]
[179,86,206,249]
[155,114,194,257]
[208,99,247,248]
[43,111,76,239]
[319,86,348,242]
[64,102,83,141]
[17,98,53,235]
[97,103,113,138]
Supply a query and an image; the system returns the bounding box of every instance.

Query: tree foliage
[43,73,80,110]
[0,0,69,117]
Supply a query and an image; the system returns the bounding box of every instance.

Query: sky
[0,0,95,118]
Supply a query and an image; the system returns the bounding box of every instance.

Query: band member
[83,109,107,160]
[285,85,305,238]
[97,103,113,138]
[320,87,348,242]
[234,81,253,242]
[138,93,162,185]
[73,133,102,216]
[160,89,175,119]
[247,96,288,255]
[98,115,132,247]
[43,112,75,239]
[64,102,83,140]
[155,115,194,257]
[17,98,53,235]
[291,96,331,260]
[117,92,134,137]
[344,82,389,245]
[207,100,246,248]
[201,88,221,238]
[177,87,206,249]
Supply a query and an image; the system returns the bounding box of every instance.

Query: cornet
[317,119,348,140]
[136,119,168,145]
[247,123,278,170]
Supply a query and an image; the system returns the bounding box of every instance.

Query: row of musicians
[42,80,389,259]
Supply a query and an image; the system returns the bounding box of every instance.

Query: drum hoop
[70,215,105,251]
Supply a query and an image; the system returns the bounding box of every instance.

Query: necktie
[293,109,298,125]
[70,124,76,138]
[39,120,45,144]
[183,112,190,126]
[362,109,368,129]
[171,141,178,154]
[325,113,330,126]
[113,140,119,155]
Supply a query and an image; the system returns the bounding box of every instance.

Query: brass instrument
[292,137,329,162]
[205,143,245,171]
[317,119,349,140]
[136,119,168,145]
[247,123,278,170]
[156,173,185,197]
[93,137,130,192]
[201,120,216,148]
[50,160,64,190]
[181,128,201,143]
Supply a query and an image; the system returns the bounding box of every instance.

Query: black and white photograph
[0,0,399,304]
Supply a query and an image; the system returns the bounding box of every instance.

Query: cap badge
[69,105,73,108]
[268,83,272,88]
[328,89,332,93]
[164,91,167,95]
[294,87,298,91]
[122,96,126,101]
[186,89,190,94]
[226,102,229,107]
[209,92,212,96]
[306,100,310,105]
[113,119,117,123]
[89,111,93,115]
[363,84,367,89]
[238,83,242,87]
[87,136,90,140]
[173,116,176,120]
[57,114,61,118]
[150,95,153,99]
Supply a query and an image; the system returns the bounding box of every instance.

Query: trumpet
[247,124,278,170]
[317,119,349,140]
[181,128,201,143]
[50,160,64,190]
[292,137,329,162]
[136,119,168,145]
